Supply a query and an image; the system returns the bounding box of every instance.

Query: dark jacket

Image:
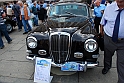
[38,7,47,21]
[32,6,38,15]
[12,4,21,17]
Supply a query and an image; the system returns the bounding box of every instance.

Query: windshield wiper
[52,14,76,19]
[65,11,77,17]
[52,11,77,18]
[52,14,61,17]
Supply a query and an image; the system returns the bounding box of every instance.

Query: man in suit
[12,1,22,31]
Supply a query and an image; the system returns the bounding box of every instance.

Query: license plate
[61,62,84,71]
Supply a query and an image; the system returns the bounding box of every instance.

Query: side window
[49,6,55,16]
[77,5,87,16]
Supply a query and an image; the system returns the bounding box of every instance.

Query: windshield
[48,4,88,16]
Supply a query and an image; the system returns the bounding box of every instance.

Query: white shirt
[100,1,124,38]
[7,8,13,15]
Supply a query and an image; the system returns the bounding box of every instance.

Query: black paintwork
[26,2,99,64]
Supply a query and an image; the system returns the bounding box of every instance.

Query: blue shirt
[94,4,105,17]
[26,0,33,10]
[100,1,124,38]
[37,4,41,10]
[42,3,47,9]
[36,4,39,9]
[28,3,33,10]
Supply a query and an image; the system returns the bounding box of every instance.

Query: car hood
[33,16,92,35]
[47,16,89,28]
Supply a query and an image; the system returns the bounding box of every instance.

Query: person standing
[12,1,22,31]
[38,1,47,23]
[94,0,105,33]
[6,5,13,18]
[0,7,12,49]
[86,0,92,7]
[18,1,32,34]
[100,0,124,83]
[32,2,38,26]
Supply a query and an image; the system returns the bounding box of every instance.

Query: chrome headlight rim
[27,36,37,48]
[84,38,98,52]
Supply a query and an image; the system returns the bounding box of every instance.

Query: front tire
[6,24,13,32]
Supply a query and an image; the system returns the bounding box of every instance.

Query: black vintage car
[26,0,100,72]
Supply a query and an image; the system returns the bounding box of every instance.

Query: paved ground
[0,27,118,83]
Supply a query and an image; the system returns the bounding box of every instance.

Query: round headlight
[27,37,37,48]
[84,39,98,52]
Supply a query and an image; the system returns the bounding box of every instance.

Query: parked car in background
[4,16,17,33]
[0,2,17,33]
[26,0,100,72]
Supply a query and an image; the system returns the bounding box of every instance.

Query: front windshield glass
[49,4,88,16]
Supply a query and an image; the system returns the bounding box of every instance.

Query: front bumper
[51,61,98,68]
[26,55,99,72]
[52,61,98,72]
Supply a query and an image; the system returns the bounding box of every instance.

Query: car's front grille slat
[50,32,70,63]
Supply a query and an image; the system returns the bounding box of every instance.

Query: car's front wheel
[6,24,13,32]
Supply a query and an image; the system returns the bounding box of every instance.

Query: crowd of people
[1,0,124,83]
[0,0,53,49]
[1,0,53,33]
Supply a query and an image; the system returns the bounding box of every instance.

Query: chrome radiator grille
[50,32,70,63]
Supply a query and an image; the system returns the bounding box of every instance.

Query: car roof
[54,1,88,6]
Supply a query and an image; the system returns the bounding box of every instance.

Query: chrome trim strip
[27,36,37,42]
[26,55,35,60]
[38,50,47,55]
[92,54,100,58]
[26,50,32,53]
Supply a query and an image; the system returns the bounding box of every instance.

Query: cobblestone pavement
[0,27,118,83]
